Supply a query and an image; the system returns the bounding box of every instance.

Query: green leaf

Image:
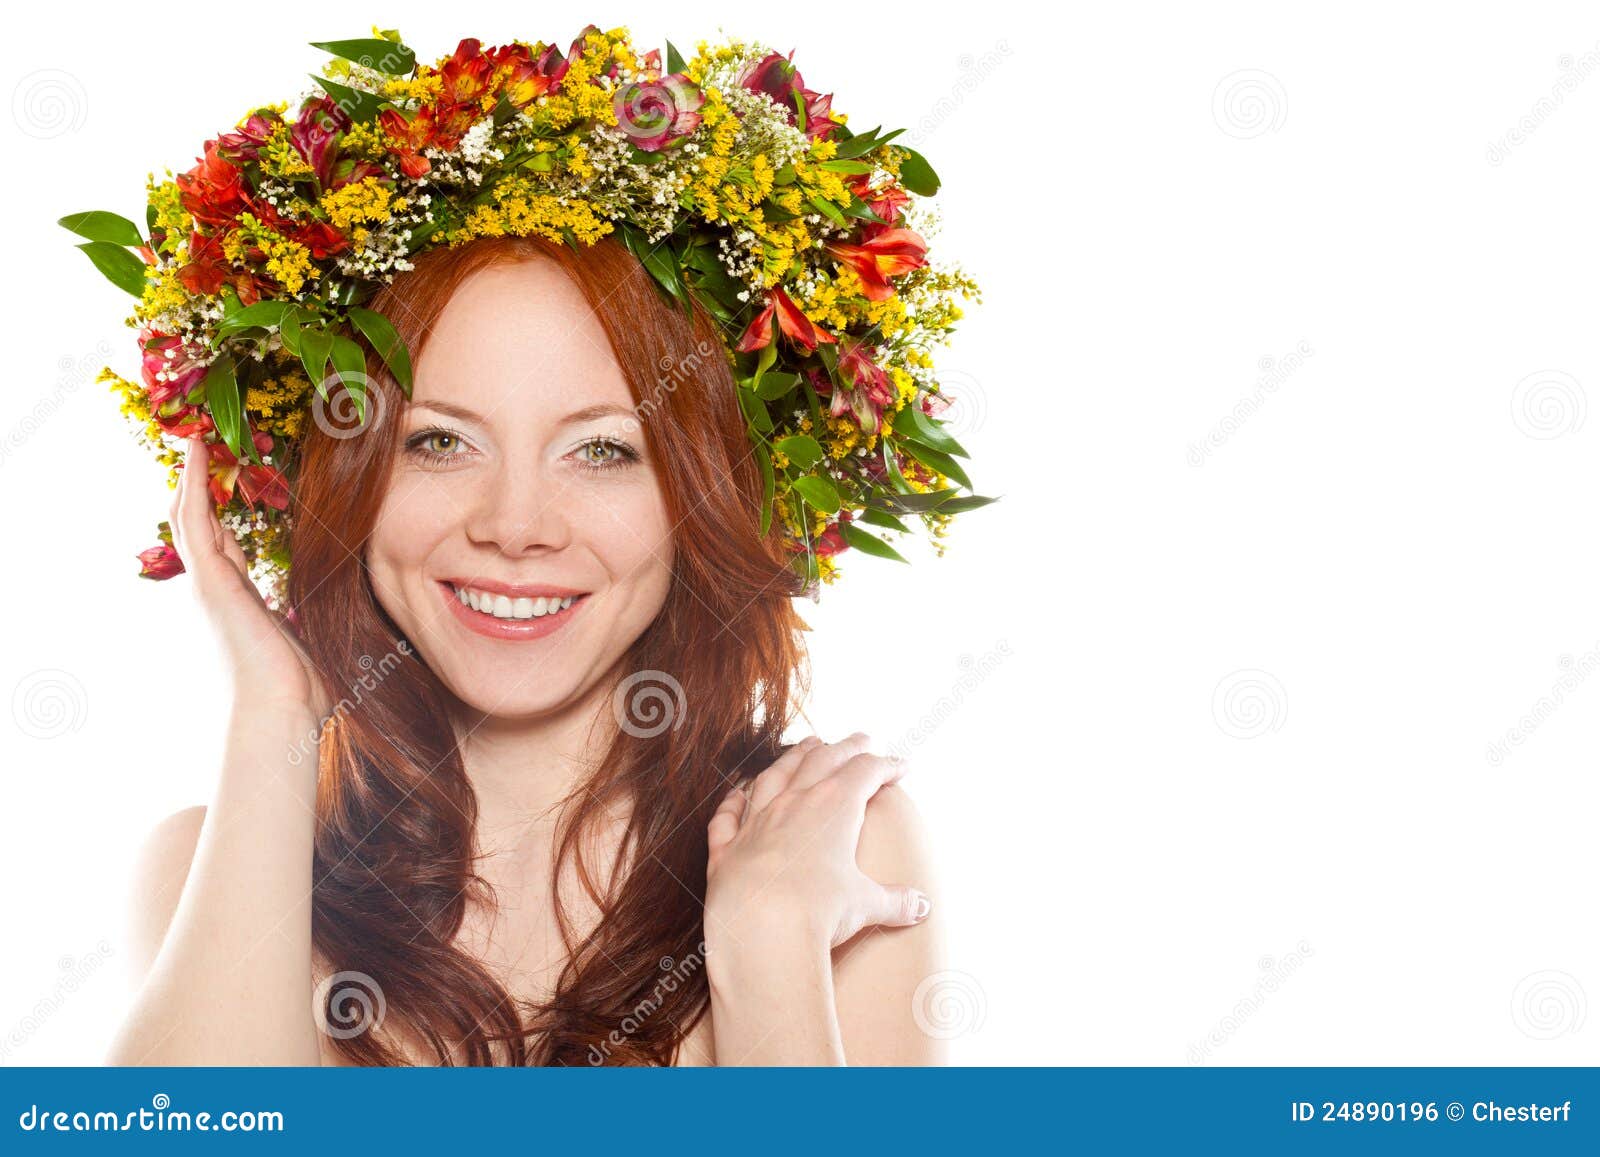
[841,522,909,563]
[202,355,249,464]
[891,403,969,457]
[774,433,824,470]
[817,159,875,175]
[665,40,687,75]
[348,306,413,397]
[926,493,999,514]
[309,74,387,126]
[791,474,841,514]
[755,370,799,401]
[871,488,962,513]
[736,382,774,434]
[309,38,417,75]
[74,242,147,298]
[214,300,291,341]
[58,210,144,247]
[749,339,778,393]
[902,440,972,490]
[809,196,847,229]
[897,147,941,196]
[299,326,335,401]
[859,507,910,534]
[329,334,370,426]
[754,441,775,536]
[279,313,303,356]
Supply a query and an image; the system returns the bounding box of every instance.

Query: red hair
[287,233,809,1064]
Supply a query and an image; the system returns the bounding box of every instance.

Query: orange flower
[735,287,837,353]
[827,228,928,301]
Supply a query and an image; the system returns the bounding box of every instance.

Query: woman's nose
[462,464,574,555]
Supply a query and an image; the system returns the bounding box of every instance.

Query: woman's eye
[576,437,640,471]
[404,428,468,465]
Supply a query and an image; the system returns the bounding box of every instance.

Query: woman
[108,232,943,1066]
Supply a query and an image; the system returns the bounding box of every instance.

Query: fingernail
[912,893,932,922]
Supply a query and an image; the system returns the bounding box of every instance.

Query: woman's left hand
[704,732,931,952]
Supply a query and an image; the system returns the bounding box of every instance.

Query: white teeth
[453,584,576,621]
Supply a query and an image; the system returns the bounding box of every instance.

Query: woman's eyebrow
[408,400,634,424]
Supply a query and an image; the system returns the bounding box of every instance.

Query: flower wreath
[63,25,993,608]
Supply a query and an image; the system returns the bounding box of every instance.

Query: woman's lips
[437,580,588,642]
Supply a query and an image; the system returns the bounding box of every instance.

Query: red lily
[739,50,836,142]
[137,539,184,580]
[489,41,558,109]
[614,75,704,152]
[206,430,289,511]
[812,343,897,433]
[827,228,929,301]
[845,173,910,236]
[175,139,251,228]
[215,112,279,164]
[735,287,837,353]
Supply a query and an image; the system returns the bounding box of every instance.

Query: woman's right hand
[169,436,332,721]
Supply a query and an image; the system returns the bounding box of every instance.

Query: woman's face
[364,256,674,720]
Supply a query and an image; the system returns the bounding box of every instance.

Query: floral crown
[63,25,992,608]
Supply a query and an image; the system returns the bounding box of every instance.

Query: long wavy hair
[285,233,810,1065]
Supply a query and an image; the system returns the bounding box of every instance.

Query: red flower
[827,228,928,301]
[215,112,279,164]
[613,75,704,152]
[137,541,184,580]
[784,510,853,557]
[845,173,910,236]
[811,342,897,433]
[175,140,251,228]
[739,51,836,141]
[489,41,558,109]
[436,38,496,109]
[735,287,837,353]
[205,431,289,511]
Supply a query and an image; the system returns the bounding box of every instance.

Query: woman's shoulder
[125,805,208,980]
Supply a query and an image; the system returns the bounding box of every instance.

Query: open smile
[437,579,590,641]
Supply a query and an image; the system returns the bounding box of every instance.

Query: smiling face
[363,256,675,721]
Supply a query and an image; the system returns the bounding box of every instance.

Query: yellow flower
[319,176,396,232]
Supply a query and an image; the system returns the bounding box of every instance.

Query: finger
[857,882,932,931]
[831,751,912,806]
[706,782,749,856]
[744,735,826,813]
[783,730,875,795]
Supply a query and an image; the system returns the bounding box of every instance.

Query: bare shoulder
[831,772,946,1065]
[125,805,208,982]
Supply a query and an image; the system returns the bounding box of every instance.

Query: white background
[2,1,1596,1065]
